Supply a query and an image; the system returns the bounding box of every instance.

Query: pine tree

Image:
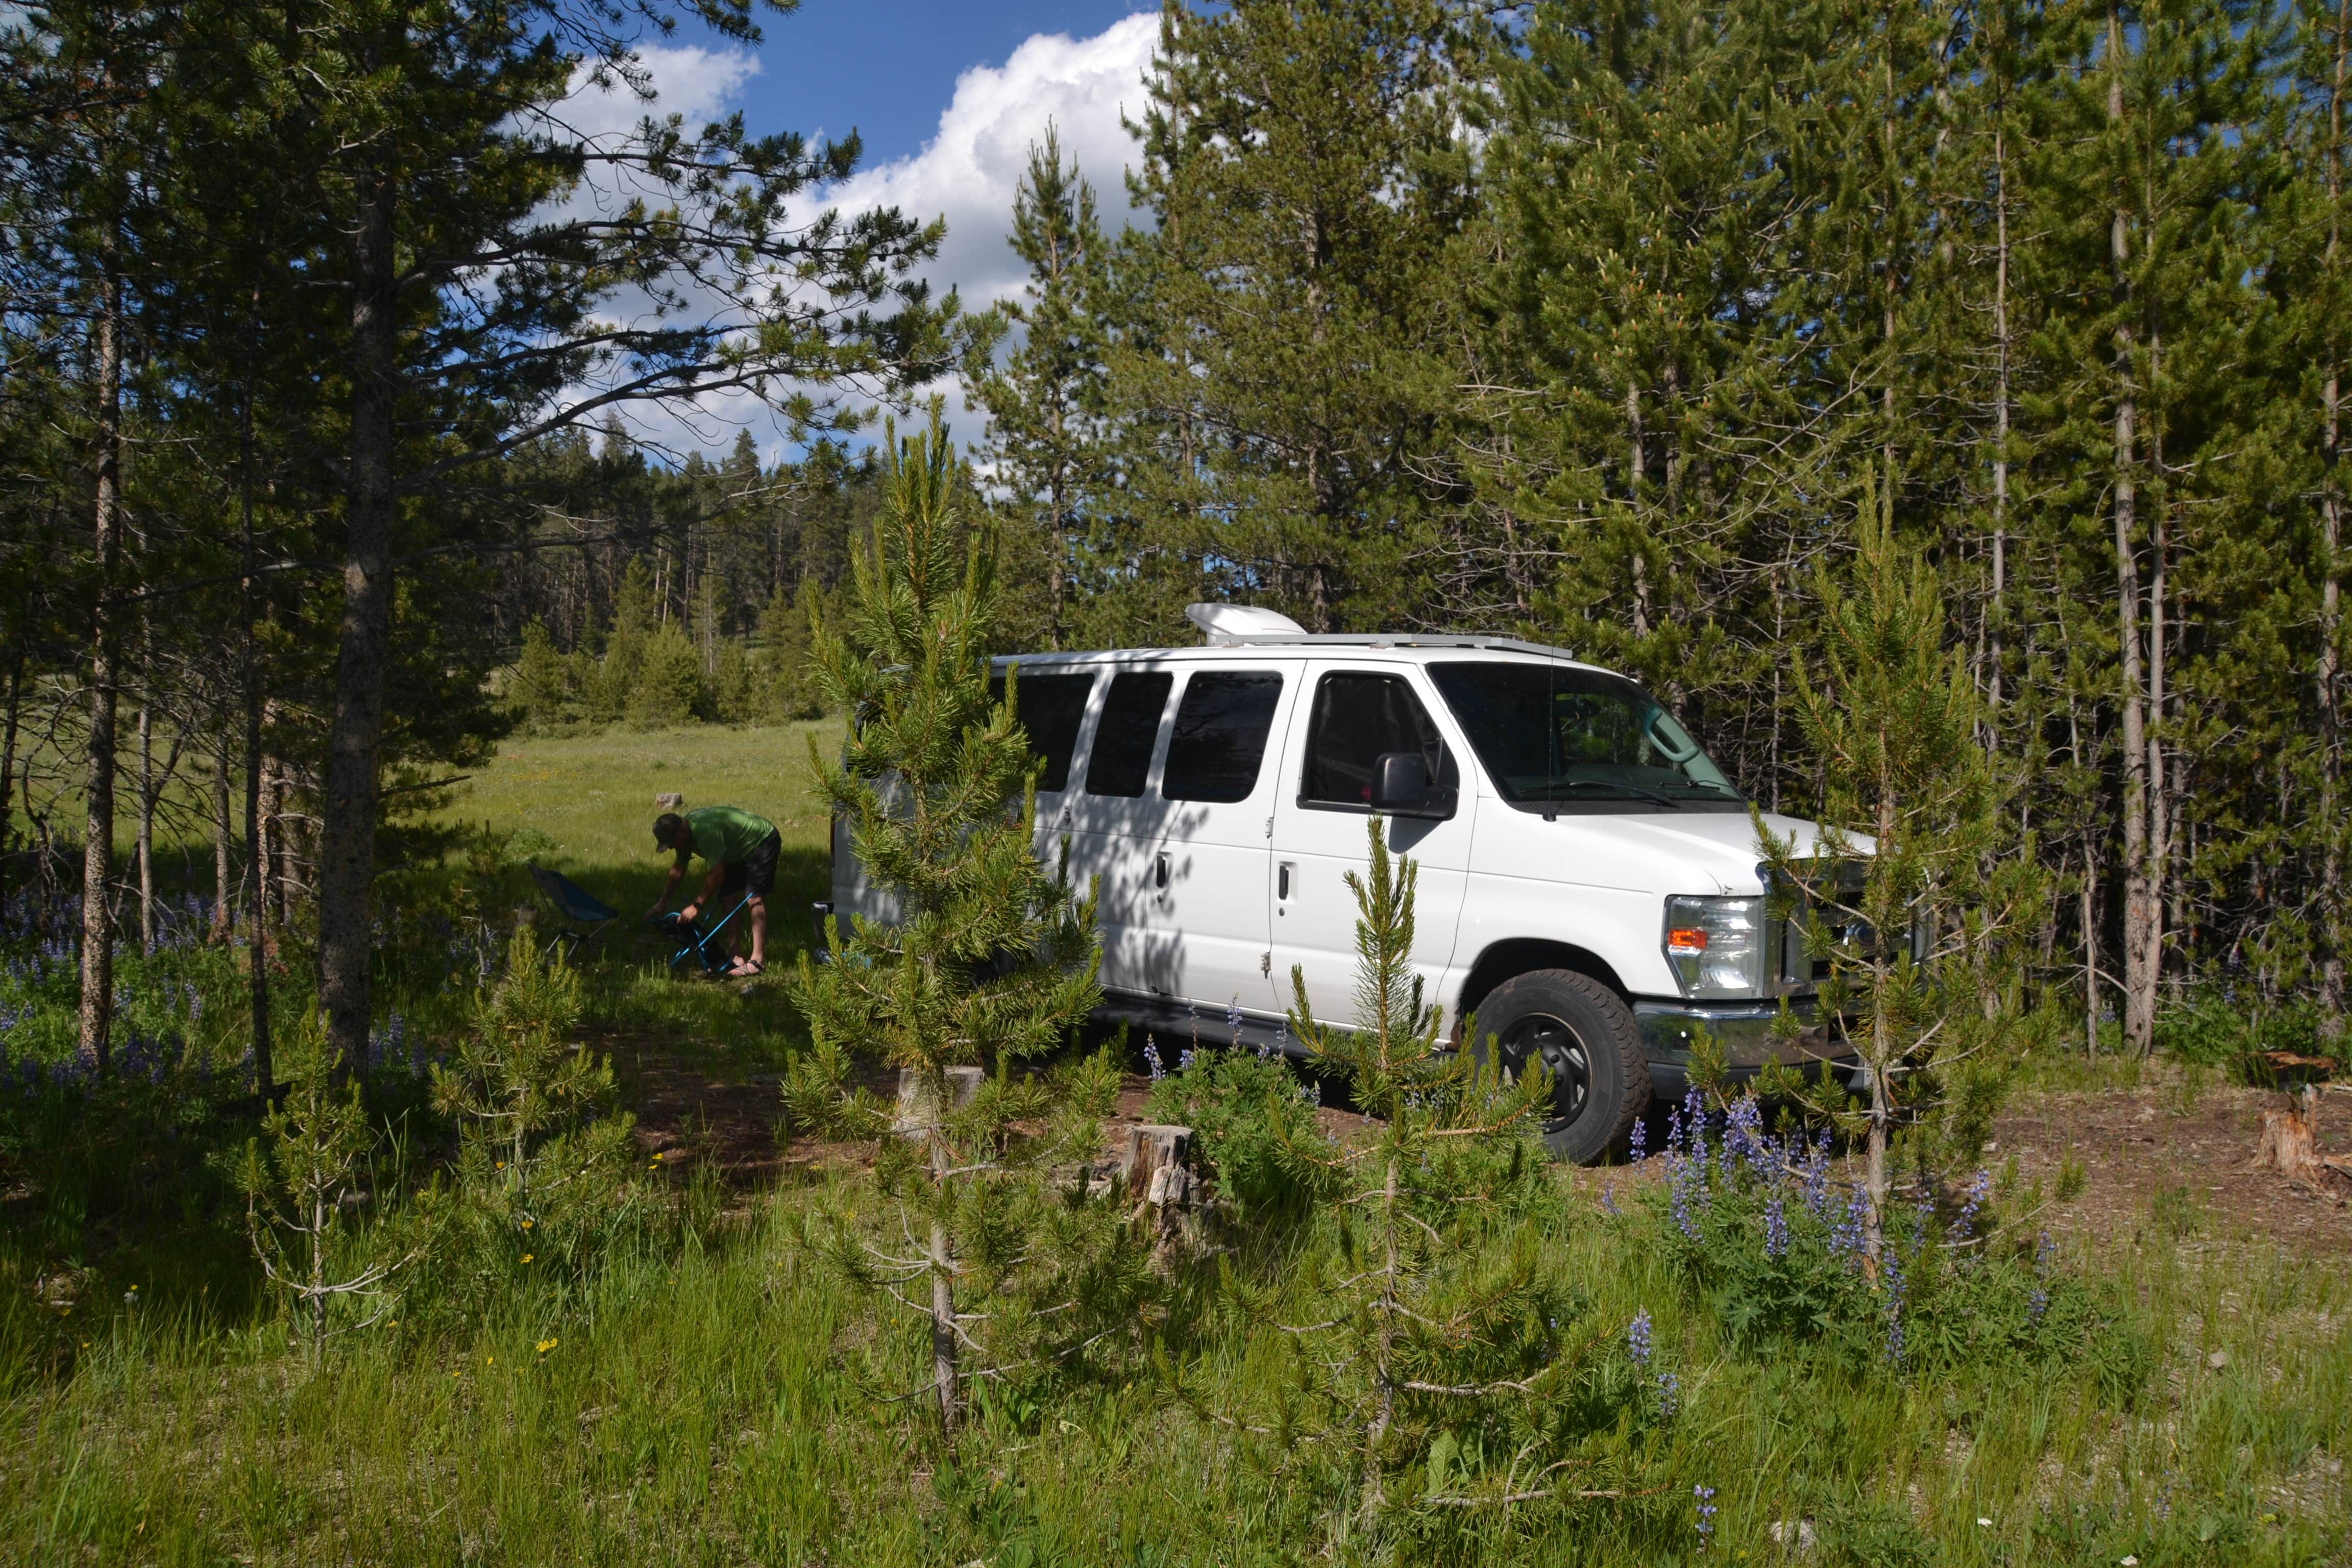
[969,126,1112,652]
[1759,497,2038,1266]
[1278,820,1562,1521]
[1112,0,1480,632]
[783,412,1117,1433]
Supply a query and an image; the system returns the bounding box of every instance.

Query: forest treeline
[1,0,2347,1069]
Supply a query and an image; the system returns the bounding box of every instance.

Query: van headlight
[1662,895,1764,998]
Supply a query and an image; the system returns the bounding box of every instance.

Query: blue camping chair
[527,862,620,963]
[651,895,752,977]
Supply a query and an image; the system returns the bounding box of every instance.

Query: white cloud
[561,43,762,143]
[818,12,1161,451]
[550,17,1160,462]
[826,13,1159,312]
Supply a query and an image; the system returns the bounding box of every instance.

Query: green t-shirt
[674,805,774,869]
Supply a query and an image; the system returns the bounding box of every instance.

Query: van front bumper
[1633,997,1857,1096]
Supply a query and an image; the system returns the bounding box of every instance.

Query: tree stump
[1115,1123,1200,1267]
[2253,1085,2326,1183]
[892,1065,986,1140]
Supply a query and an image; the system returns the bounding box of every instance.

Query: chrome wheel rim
[1495,1012,1590,1134]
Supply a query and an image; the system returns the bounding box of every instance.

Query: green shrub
[1142,1036,1336,1221]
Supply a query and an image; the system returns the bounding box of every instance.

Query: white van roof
[994,617,1619,678]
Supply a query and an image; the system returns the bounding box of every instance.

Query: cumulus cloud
[825,12,1159,312]
[553,16,1160,461]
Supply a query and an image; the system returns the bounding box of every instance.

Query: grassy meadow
[0,723,2348,1565]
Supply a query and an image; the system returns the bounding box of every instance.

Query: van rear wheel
[1471,969,1650,1165]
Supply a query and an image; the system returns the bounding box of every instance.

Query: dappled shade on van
[1164,672,1284,802]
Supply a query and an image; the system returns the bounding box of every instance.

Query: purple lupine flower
[1178,1046,1196,1074]
[1600,1182,1620,1216]
[1627,1308,1653,1369]
[1656,1369,1680,1419]
[1763,1194,1788,1258]
[1227,996,1243,1048]
[1308,1080,1321,1109]
[1694,1485,1717,1550]
[1629,1115,1648,1164]
[1143,1036,1164,1082]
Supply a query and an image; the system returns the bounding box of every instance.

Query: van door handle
[1278,862,1293,901]
[1155,852,1170,891]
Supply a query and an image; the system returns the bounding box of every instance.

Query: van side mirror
[1371,752,1453,818]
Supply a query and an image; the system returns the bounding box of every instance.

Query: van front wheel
[1470,970,1650,1165]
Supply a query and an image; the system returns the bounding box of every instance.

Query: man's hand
[645,901,667,922]
[678,902,700,925]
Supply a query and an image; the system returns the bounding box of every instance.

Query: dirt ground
[1992,1076,2352,1256]
[610,1033,2352,1255]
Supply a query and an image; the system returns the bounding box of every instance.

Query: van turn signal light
[1665,927,1709,955]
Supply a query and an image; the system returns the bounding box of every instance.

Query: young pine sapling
[1755,501,2042,1271]
[785,412,1126,1434]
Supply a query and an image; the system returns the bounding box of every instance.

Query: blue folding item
[652,894,752,977]
[526,861,620,962]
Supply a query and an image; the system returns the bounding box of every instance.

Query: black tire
[1469,969,1651,1164]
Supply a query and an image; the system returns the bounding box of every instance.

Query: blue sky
[746,2,1156,167]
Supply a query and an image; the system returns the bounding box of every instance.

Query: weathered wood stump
[1113,1122,1201,1268]
[2253,1085,2326,1182]
[2251,1067,2352,1186]
[892,1065,986,1140]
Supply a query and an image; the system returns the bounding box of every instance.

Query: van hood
[1576,810,1861,894]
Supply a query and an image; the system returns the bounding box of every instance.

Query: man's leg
[747,896,767,968]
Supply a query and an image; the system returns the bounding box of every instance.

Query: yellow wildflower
[521,1254,534,1263]
[536,1337,559,1355]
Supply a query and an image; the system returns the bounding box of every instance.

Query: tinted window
[989,670,1095,793]
[1301,672,1455,809]
[1163,672,1284,803]
[1428,662,1741,811]
[1084,672,1172,797]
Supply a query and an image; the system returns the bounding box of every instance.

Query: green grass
[3,721,2349,1565]
[433,719,842,903]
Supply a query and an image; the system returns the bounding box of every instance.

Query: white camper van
[826,604,1848,1163]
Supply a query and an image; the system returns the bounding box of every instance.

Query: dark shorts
[717,829,781,902]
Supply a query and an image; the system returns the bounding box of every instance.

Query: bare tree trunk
[0,648,21,932]
[82,252,123,1071]
[211,733,233,940]
[319,158,399,1072]
[1990,112,2012,725]
[1362,1154,1400,1515]
[2081,841,2100,1058]
[2108,5,2158,1058]
[2320,0,2348,1042]
[1627,382,1651,640]
[926,1123,960,1434]
[136,692,154,954]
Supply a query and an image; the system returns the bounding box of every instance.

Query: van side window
[1085,672,1173,797]
[1301,672,1455,810]
[1163,672,1283,803]
[989,671,1095,792]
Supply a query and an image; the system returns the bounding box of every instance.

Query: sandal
[727,958,766,978]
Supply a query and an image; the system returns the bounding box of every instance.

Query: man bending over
[648,805,779,977]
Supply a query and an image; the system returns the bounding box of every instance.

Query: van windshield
[1427,662,1744,813]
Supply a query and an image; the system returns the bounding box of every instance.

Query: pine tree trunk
[320,159,399,1071]
[136,695,154,954]
[82,254,123,1071]
[2081,839,2100,1057]
[927,1123,961,1434]
[2320,0,2347,1041]
[2108,5,2158,1058]
[1364,1153,1399,1515]
[0,649,22,931]
[211,735,233,941]
[241,409,272,1097]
